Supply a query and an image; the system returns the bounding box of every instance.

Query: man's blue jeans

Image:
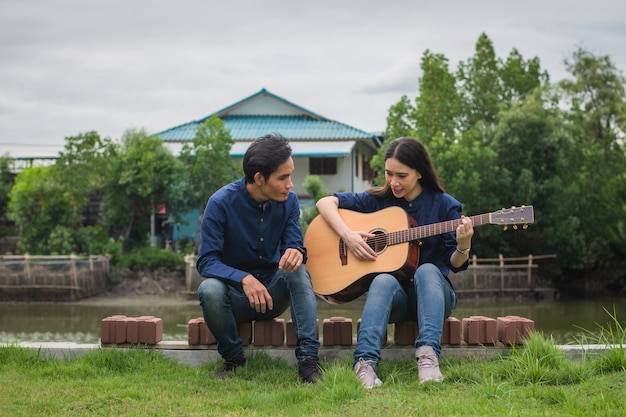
[198,265,320,363]
[353,263,457,368]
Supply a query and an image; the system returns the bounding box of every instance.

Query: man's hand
[241,275,273,313]
[278,247,304,272]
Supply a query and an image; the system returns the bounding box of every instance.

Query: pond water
[1,295,624,345]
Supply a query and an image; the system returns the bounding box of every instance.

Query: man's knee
[198,278,228,303]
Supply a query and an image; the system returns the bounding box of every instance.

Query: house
[157,88,382,244]
[158,88,382,196]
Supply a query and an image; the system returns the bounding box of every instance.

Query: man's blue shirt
[196,178,305,286]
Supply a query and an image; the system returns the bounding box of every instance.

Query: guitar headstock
[490,206,534,230]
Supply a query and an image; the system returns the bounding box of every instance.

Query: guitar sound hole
[367,229,388,254]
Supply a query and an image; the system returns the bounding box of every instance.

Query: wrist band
[456,247,470,255]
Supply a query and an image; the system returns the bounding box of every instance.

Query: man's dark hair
[243,133,292,183]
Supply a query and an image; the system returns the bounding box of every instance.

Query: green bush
[119,246,185,273]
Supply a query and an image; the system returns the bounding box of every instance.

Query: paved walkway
[13,341,616,366]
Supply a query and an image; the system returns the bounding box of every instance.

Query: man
[196,133,322,383]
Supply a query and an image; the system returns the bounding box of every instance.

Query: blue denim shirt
[334,188,468,278]
[196,178,305,286]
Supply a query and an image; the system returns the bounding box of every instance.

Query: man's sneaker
[415,346,444,383]
[214,356,246,380]
[299,359,323,383]
[354,358,383,389]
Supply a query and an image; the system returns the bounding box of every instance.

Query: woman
[316,137,474,388]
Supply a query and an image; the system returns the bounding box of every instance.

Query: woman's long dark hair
[368,137,446,199]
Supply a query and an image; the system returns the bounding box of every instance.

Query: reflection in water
[1,296,624,345]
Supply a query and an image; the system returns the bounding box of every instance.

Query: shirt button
[260,237,264,241]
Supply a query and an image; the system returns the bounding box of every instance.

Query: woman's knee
[369,273,401,292]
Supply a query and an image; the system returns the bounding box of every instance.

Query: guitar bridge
[339,239,348,266]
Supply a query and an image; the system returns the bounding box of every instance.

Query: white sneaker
[354,358,383,389]
[415,346,444,383]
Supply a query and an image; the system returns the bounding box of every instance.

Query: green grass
[2,317,625,416]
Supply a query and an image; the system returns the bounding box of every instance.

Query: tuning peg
[523,224,529,230]
[513,224,519,230]
[503,225,508,231]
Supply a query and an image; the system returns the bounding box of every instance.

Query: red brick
[393,321,418,345]
[497,316,535,345]
[100,316,118,344]
[441,317,461,345]
[286,319,319,346]
[187,318,202,345]
[253,319,285,346]
[138,317,163,345]
[322,317,353,346]
[238,322,253,346]
[462,316,497,345]
[125,318,140,344]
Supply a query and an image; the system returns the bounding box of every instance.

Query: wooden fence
[185,254,558,299]
[0,254,109,301]
[453,254,557,298]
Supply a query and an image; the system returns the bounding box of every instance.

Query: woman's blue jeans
[198,265,320,363]
[354,263,457,368]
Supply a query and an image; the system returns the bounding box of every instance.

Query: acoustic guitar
[303,205,534,304]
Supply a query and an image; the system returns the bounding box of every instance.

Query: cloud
[1,0,625,157]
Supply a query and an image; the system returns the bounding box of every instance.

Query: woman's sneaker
[354,358,383,389]
[415,346,444,383]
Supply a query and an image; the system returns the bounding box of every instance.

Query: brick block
[187,317,202,345]
[441,317,461,345]
[322,317,353,346]
[286,319,319,346]
[357,318,388,345]
[253,319,286,346]
[238,322,253,346]
[101,315,127,344]
[125,317,140,344]
[462,316,497,345]
[393,321,418,345]
[497,316,535,345]
[138,317,163,345]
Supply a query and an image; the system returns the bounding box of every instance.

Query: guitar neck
[388,213,492,245]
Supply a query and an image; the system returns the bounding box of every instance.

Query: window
[362,158,375,182]
[309,157,337,175]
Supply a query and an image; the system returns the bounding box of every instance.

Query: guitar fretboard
[382,213,492,246]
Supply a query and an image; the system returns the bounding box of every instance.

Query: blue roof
[158,89,380,145]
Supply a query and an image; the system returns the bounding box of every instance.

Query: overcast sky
[1,0,625,158]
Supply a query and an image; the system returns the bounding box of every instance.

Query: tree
[178,116,240,252]
[8,166,75,254]
[99,129,184,251]
[558,48,626,266]
[0,155,14,238]
[55,131,109,226]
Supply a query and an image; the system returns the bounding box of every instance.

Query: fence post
[24,253,31,286]
[499,254,504,295]
[527,254,533,290]
[471,254,478,291]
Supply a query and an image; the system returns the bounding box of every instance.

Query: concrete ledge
[10,341,621,366]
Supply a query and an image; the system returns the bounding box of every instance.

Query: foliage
[7,166,76,254]
[0,155,14,237]
[98,128,185,251]
[301,175,330,231]
[178,116,241,251]
[112,245,185,273]
[378,33,626,278]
